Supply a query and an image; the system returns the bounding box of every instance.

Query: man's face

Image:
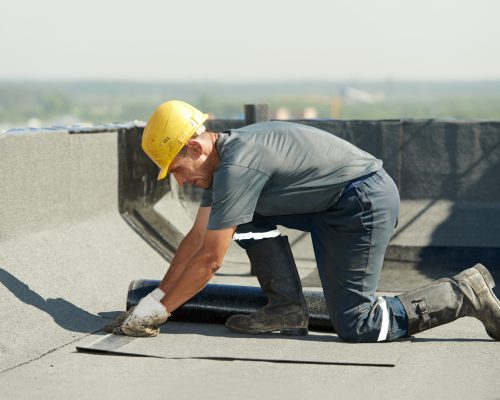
[168,142,213,189]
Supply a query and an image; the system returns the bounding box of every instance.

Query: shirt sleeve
[200,187,213,207]
[207,164,269,230]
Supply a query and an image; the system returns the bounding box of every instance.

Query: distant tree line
[1,81,500,128]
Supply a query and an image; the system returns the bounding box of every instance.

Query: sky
[1,0,500,82]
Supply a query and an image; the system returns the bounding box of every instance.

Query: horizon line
[2,78,500,85]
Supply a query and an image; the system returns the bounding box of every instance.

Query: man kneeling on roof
[107,100,500,342]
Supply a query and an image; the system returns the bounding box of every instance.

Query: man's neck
[205,132,220,173]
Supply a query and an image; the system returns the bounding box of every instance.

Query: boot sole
[280,327,308,336]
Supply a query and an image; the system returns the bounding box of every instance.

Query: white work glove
[103,308,135,333]
[114,288,170,337]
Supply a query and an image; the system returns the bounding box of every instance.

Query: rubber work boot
[397,264,500,340]
[225,236,309,335]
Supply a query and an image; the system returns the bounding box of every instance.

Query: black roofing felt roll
[127,280,334,332]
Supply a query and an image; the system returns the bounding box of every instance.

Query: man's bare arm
[159,225,236,313]
[160,206,211,293]
[113,209,234,337]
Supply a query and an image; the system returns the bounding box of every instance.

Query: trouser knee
[332,297,409,343]
[334,320,371,343]
[334,316,388,343]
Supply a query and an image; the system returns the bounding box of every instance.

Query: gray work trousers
[234,168,408,342]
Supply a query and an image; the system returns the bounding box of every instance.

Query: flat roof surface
[2,263,499,400]
[1,127,499,399]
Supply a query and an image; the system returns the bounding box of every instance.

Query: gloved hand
[114,288,170,337]
[102,307,136,333]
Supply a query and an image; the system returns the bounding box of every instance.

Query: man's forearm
[161,251,220,313]
[160,230,203,293]
[159,207,211,294]
[160,226,235,313]
[115,225,235,337]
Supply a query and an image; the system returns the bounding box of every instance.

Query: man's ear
[186,139,203,157]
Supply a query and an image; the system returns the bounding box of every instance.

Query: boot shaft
[246,235,307,311]
[225,235,309,335]
[397,278,469,335]
[397,264,500,340]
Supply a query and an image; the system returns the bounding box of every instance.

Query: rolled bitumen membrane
[127,280,334,332]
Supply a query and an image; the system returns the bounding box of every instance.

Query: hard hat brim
[157,164,170,180]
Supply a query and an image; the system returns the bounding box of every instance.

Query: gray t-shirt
[201,121,382,230]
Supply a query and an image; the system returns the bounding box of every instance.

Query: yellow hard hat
[142,100,208,180]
